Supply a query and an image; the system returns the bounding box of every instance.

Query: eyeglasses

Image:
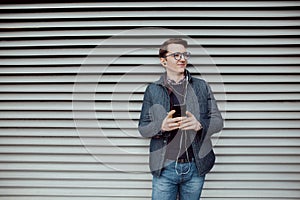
[165,51,191,60]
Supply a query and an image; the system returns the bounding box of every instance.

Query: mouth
[177,63,186,68]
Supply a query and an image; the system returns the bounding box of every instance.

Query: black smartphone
[172,104,186,118]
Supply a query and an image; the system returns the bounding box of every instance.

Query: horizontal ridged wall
[0,1,300,199]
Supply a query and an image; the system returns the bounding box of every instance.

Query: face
[160,43,188,76]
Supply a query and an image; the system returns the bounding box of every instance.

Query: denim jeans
[152,159,205,200]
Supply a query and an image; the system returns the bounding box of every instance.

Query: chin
[178,64,187,69]
[179,67,186,72]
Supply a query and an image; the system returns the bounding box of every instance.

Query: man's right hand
[161,110,185,132]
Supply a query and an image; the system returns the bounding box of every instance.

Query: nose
[179,54,187,61]
[179,54,187,62]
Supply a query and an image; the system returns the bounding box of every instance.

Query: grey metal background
[0,1,300,199]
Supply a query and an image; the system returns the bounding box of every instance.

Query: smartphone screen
[172,104,186,118]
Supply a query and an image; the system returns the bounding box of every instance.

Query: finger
[181,127,192,131]
[167,110,176,118]
[179,117,192,124]
[170,116,185,123]
[169,122,180,127]
[186,111,193,117]
[180,121,193,129]
[181,125,193,130]
[168,122,180,130]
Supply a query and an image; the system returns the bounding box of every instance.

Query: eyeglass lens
[174,52,190,60]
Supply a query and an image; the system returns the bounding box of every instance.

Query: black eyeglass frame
[164,51,191,60]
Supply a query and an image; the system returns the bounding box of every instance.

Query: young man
[138,38,223,200]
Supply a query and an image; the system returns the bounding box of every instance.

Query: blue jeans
[152,159,205,200]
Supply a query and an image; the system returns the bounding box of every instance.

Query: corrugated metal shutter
[0,1,300,199]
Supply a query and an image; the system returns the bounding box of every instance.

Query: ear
[160,58,167,67]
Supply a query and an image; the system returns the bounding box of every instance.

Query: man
[138,38,223,200]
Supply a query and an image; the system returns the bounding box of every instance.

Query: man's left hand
[179,111,203,132]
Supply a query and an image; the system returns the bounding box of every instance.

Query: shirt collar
[155,69,192,86]
[166,75,186,85]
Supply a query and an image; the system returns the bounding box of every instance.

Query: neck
[167,72,185,83]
